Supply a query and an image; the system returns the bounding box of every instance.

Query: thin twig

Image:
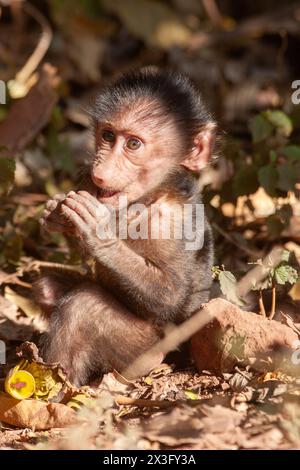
[115,395,204,409]
[116,395,174,409]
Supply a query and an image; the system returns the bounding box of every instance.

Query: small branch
[190,2,300,50]
[212,223,261,258]
[6,278,32,288]
[17,1,52,83]
[6,0,52,92]
[0,260,87,289]
[25,260,88,275]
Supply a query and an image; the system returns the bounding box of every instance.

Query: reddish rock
[190,298,298,374]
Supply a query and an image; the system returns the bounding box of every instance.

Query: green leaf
[249,114,273,143]
[0,157,16,196]
[219,271,243,306]
[277,163,297,192]
[258,165,278,196]
[233,165,259,197]
[280,145,300,162]
[263,110,293,137]
[274,265,298,285]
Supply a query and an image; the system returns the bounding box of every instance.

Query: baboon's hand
[40,194,75,234]
[60,191,114,248]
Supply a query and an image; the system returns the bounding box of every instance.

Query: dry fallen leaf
[142,407,203,446]
[0,295,43,341]
[0,392,75,430]
[4,286,41,319]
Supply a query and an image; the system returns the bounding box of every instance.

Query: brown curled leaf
[0,392,75,430]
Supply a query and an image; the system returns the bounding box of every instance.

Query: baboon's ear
[181,122,216,172]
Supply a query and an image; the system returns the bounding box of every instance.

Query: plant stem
[259,290,266,317]
[269,285,276,320]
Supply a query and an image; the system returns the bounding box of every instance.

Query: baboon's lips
[97,188,120,199]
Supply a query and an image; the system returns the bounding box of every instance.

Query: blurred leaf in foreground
[263,110,293,138]
[102,0,191,48]
[258,165,278,197]
[0,155,15,196]
[249,114,273,143]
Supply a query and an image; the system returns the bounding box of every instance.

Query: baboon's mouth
[97,188,120,200]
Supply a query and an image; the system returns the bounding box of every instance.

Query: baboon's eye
[127,138,141,150]
[102,130,115,143]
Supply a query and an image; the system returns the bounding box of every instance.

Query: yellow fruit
[5,368,36,400]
